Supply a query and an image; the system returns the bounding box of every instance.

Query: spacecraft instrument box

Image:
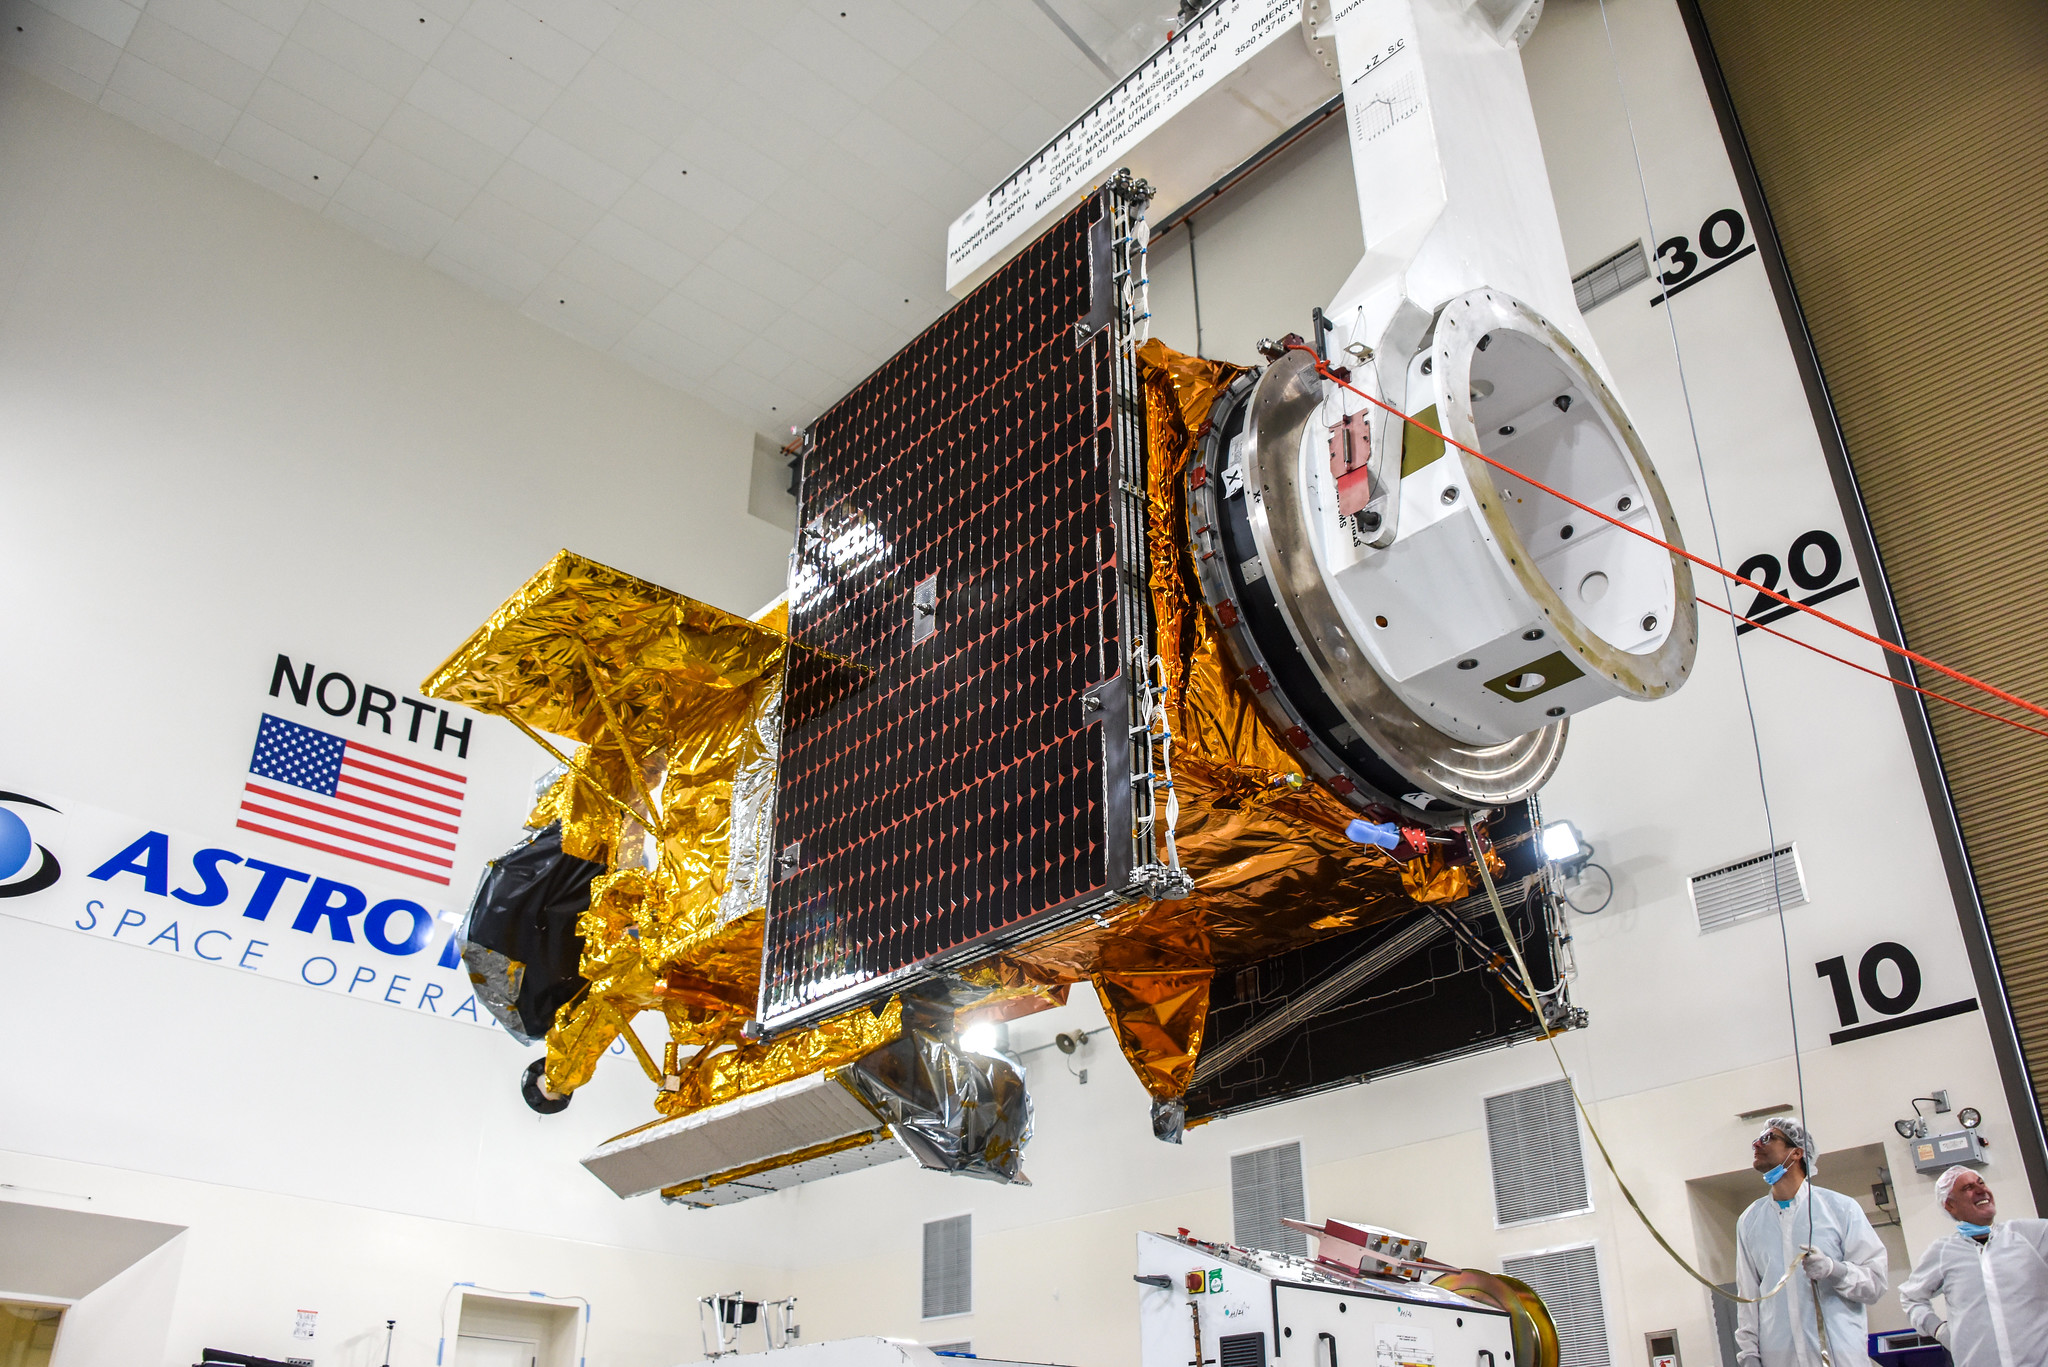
[1136,1231,1516,1367]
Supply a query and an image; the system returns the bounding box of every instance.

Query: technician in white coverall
[1898,1165,2048,1366]
[1735,1118,1887,1367]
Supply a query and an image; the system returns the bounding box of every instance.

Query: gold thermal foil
[654,997,906,1118]
[429,550,791,1101]
[1094,970,1212,1100]
[422,550,786,752]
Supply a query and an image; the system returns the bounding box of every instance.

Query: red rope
[1701,600,2048,742]
[1286,345,2048,723]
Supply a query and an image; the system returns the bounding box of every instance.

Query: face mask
[1959,1221,1992,1238]
[1762,1162,1789,1185]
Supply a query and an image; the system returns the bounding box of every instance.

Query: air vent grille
[1502,1244,1610,1367]
[1572,241,1652,313]
[1230,1141,1307,1256]
[1485,1079,1589,1225]
[1219,1333,1267,1367]
[1689,845,1806,934]
[922,1214,971,1319]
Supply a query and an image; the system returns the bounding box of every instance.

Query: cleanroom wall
[0,65,792,1365]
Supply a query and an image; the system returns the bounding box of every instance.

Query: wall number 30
[1650,207,1758,307]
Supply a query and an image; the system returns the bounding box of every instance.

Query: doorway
[453,1335,538,1367]
[1687,1141,1911,1365]
[0,1302,64,1367]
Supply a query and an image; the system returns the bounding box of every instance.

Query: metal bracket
[911,574,938,644]
[1127,862,1195,902]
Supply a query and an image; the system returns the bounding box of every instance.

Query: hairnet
[1936,1164,1979,1205]
[1758,1117,1817,1175]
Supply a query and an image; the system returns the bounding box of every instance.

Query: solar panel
[761,180,1158,1030]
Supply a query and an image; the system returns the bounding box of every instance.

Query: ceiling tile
[337,0,451,62]
[606,180,725,261]
[555,241,664,314]
[355,131,480,216]
[776,18,901,105]
[618,315,725,378]
[501,0,617,55]
[590,13,717,104]
[287,1,425,96]
[565,56,687,146]
[328,167,454,253]
[668,114,798,193]
[244,74,374,160]
[584,212,694,287]
[105,50,238,141]
[455,186,577,265]
[457,0,590,85]
[867,69,990,163]
[380,100,504,183]
[217,142,331,209]
[636,153,757,233]
[223,108,350,190]
[29,0,137,47]
[703,235,814,306]
[213,0,305,32]
[806,0,940,68]
[904,34,1033,131]
[521,275,639,348]
[3,1,122,94]
[143,0,285,70]
[402,63,529,154]
[677,261,779,330]
[511,124,629,206]
[125,11,261,104]
[537,86,660,178]
[643,288,732,349]
[480,155,606,237]
[263,37,400,125]
[421,25,554,118]
[734,202,851,288]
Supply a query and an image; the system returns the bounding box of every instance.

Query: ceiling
[0,0,1172,440]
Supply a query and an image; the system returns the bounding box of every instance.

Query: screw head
[1546,706,1566,717]
[1617,495,1634,512]
[1499,425,1515,435]
[1642,613,1659,631]
[1554,394,1573,411]
[1360,510,1382,531]
[1457,658,1478,670]
[1523,628,1545,641]
[1440,486,1460,505]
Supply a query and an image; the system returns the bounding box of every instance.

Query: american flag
[239,713,465,886]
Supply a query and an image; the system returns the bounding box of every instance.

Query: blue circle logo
[0,808,29,880]
[0,792,62,897]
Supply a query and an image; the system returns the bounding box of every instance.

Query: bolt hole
[1457,658,1477,670]
[1440,486,1459,505]
[1374,615,1389,628]
[1498,424,1515,435]
[1554,394,1572,411]
[1617,495,1633,512]
[1546,706,1566,717]
[1420,356,1432,374]
[1559,523,1574,540]
[1642,613,1659,631]
[1523,628,1544,641]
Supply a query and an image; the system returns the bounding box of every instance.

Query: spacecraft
[423,0,1693,1209]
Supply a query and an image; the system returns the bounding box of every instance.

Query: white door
[453,1335,537,1367]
